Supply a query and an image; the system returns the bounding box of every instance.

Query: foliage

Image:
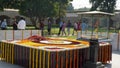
[0,0,21,10]
[66,3,74,12]
[99,0,116,13]
[17,0,59,29]
[89,0,116,13]
[0,0,4,10]
[0,0,73,28]
[89,0,103,11]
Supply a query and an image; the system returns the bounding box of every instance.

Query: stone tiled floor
[0,61,24,68]
[0,51,120,68]
[104,50,120,68]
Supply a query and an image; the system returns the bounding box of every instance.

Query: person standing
[13,18,18,30]
[58,20,63,36]
[94,20,99,32]
[17,17,26,30]
[72,21,77,35]
[47,20,52,35]
[67,20,72,36]
[77,20,81,30]
[81,20,87,34]
[39,20,44,36]
[61,21,66,36]
[0,19,7,30]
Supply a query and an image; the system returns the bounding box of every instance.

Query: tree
[0,0,5,10]
[0,0,21,10]
[0,0,73,28]
[22,0,72,28]
[89,0,103,11]
[99,0,116,13]
[89,0,116,13]
[54,0,73,19]
[67,3,74,12]
[18,0,59,28]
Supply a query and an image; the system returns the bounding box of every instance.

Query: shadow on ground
[105,63,112,68]
[112,50,120,55]
[0,61,24,68]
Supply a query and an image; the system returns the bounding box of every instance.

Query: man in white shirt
[17,17,26,30]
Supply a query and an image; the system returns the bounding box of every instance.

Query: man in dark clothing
[47,20,52,35]
[67,20,72,35]
[58,20,63,36]
[39,20,44,36]
[13,19,18,30]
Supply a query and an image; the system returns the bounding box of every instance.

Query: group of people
[58,20,72,36]
[58,19,88,36]
[0,17,26,30]
[0,17,88,36]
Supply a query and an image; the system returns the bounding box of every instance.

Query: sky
[71,0,120,10]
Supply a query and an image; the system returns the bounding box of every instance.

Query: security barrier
[0,30,41,40]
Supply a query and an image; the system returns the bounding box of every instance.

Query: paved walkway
[104,50,120,68]
[0,51,120,68]
[0,62,23,68]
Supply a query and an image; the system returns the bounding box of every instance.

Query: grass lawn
[7,26,119,39]
[7,26,35,30]
[44,27,77,39]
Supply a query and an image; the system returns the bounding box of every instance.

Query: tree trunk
[30,17,38,29]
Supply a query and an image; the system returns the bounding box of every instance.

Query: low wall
[110,33,120,51]
[0,30,41,40]
[77,31,120,51]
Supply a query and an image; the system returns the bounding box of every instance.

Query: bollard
[83,38,105,68]
[89,39,99,63]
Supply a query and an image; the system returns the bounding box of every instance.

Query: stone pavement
[0,51,120,68]
[0,61,23,68]
[104,50,120,68]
